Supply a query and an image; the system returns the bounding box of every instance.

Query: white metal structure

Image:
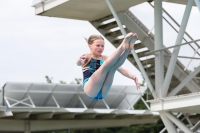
[30,0,200,132]
[0,82,159,133]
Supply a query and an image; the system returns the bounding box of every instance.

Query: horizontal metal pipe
[145,39,200,55]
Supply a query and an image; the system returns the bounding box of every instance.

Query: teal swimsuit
[82,57,104,100]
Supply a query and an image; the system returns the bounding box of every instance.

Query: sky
[0,0,200,88]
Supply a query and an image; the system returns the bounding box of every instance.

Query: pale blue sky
[0,0,199,88]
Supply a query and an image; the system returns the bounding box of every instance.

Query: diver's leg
[84,50,130,97]
[100,50,130,97]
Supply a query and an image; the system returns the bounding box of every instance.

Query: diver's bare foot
[129,43,134,50]
[129,34,138,50]
[128,37,135,50]
[121,33,138,50]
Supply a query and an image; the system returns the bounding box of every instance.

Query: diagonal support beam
[78,96,87,109]
[159,112,177,133]
[140,96,150,110]
[162,111,193,133]
[194,0,200,12]
[105,0,126,36]
[162,0,194,97]
[102,99,110,109]
[105,0,157,98]
[191,120,200,132]
[160,113,183,133]
[131,50,157,98]
[168,66,200,96]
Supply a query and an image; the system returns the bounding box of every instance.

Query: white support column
[168,65,200,96]
[163,112,193,133]
[105,0,157,99]
[159,112,177,133]
[154,0,164,98]
[24,120,31,133]
[194,0,200,12]
[162,0,194,97]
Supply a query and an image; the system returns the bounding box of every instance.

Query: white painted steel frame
[154,0,176,132]
[153,0,198,132]
[168,65,200,96]
[154,0,164,98]
[131,50,158,99]
[149,2,200,57]
[191,120,200,132]
[149,92,200,112]
[105,0,157,99]
[105,0,196,131]
[3,83,147,112]
[162,0,194,97]
[194,0,200,11]
[105,0,158,103]
[160,113,182,133]
[29,0,200,132]
[162,112,192,133]
[159,113,177,133]
[105,0,126,36]
[4,96,35,108]
[165,55,200,60]
[140,97,150,110]
[145,39,200,55]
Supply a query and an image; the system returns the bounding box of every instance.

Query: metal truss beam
[159,112,177,133]
[162,0,194,97]
[165,55,200,60]
[105,0,157,99]
[168,65,200,96]
[160,113,182,133]
[0,118,158,132]
[145,39,200,55]
[163,111,193,133]
[191,120,200,132]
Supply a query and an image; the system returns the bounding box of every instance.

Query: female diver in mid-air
[76,32,140,100]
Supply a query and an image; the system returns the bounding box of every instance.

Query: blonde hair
[85,35,104,45]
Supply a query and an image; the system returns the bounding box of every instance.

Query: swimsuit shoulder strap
[101,55,107,61]
[82,53,91,68]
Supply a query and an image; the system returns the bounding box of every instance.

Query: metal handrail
[125,10,155,41]
[125,9,191,74]
[148,2,200,56]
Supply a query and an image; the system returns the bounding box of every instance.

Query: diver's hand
[132,75,140,90]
